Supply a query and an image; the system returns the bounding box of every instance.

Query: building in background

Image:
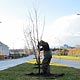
[0,42,9,59]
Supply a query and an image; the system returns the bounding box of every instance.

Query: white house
[0,42,9,56]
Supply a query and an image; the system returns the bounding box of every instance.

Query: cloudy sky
[0,0,80,49]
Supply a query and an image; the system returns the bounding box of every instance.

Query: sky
[0,0,80,49]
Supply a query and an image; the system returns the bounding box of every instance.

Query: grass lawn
[0,59,80,80]
[53,55,80,61]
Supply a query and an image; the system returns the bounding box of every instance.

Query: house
[0,42,9,59]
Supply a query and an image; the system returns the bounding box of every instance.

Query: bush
[9,54,21,59]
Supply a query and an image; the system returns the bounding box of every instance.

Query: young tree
[23,8,45,73]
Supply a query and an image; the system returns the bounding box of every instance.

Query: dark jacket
[39,40,52,58]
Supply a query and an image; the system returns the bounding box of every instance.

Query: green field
[53,55,80,61]
[0,60,80,80]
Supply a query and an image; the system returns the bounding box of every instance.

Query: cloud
[74,32,80,37]
[1,13,80,48]
[45,14,80,47]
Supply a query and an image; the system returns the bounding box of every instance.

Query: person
[38,40,52,74]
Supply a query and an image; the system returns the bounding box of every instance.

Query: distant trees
[54,47,80,57]
[68,47,80,56]
[54,48,68,56]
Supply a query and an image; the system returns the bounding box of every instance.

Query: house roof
[0,41,9,48]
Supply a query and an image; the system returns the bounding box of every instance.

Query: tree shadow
[26,72,65,79]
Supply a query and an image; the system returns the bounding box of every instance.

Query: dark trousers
[42,56,52,74]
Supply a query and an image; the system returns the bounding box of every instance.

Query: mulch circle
[25,72,65,79]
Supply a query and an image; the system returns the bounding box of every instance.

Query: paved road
[52,58,80,69]
[0,55,80,70]
[0,55,34,70]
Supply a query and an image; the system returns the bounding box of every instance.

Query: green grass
[0,60,80,80]
[53,55,80,61]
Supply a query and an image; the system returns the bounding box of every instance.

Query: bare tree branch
[34,8,39,42]
[40,16,45,40]
[23,8,45,65]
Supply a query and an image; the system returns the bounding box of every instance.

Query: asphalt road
[0,55,80,70]
[0,55,34,70]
